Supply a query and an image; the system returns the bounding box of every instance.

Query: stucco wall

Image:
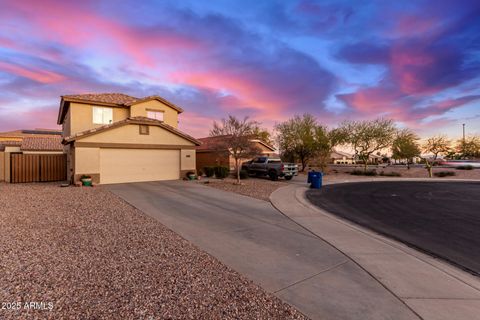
[75,147,100,176]
[69,102,129,136]
[4,152,10,182]
[180,149,196,171]
[80,124,195,146]
[130,100,179,128]
[4,146,21,153]
[0,151,4,181]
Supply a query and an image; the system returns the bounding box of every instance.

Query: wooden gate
[10,153,67,183]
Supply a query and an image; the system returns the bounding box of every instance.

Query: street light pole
[462,123,466,158]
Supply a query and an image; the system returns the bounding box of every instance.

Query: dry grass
[0,183,307,320]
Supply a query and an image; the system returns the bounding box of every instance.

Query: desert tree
[456,135,480,159]
[314,126,347,172]
[422,135,451,177]
[275,114,318,171]
[210,115,262,184]
[340,118,397,172]
[391,128,421,169]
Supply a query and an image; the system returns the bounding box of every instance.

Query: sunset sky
[0,0,479,138]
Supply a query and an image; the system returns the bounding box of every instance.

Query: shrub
[239,169,249,180]
[456,165,474,170]
[434,171,456,177]
[214,166,229,179]
[350,169,377,176]
[350,169,363,175]
[379,171,402,177]
[204,166,215,177]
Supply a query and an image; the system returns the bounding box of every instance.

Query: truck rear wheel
[269,170,278,181]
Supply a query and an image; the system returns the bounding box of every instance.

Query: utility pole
[462,123,466,158]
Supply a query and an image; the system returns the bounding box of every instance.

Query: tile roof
[63,117,201,145]
[21,136,63,151]
[196,136,275,152]
[62,93,138,105]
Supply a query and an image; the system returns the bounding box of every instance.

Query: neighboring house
[195,135,276,172]
[58,93,200,184]
[330,150,355,164]
[0,129,63,182]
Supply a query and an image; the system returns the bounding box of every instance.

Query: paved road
[306,181,480,275]
[108,181,419,320]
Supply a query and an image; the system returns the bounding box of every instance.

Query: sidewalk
[270,183,480,320]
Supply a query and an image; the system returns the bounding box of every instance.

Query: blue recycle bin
[307,171,316,183]
[310,172,323,189]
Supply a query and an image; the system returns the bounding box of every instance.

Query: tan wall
[63,108,71,137]
[100,148,180,184]
[5,146,20,153]
[80,124,195,146]
[130,100,179,128]
[180,149,196,171]
[75,147,100,176]
[0,151,4,181]
[4,152,10,182]
[69,102,129,136]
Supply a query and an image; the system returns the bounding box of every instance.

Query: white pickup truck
[241,156,298,181]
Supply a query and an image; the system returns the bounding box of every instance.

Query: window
[93,107,113,124]
[147,110,164,121]
[254,157,267,163]
[139,125,149,135]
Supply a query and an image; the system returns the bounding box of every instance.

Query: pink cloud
[2,0,203,68]
[0,61,65,83]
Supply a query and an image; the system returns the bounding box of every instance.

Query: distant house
[330,150,355,164]
[195,135,276,172]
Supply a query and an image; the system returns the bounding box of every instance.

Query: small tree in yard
[314,126,346,172]
[210,115,262,184]
[275,114,318,171]
[340,118,397,172]
[422,135,451,178]
[391,129,421,169]
[456,135,480,159]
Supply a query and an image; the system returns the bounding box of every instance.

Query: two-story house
[58,93,200,184]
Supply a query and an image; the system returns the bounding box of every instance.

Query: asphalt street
[306,181,480,275]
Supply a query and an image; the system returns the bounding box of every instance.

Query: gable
[130,100,179,128]
[78,123,195,146]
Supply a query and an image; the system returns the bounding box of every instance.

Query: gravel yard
[0,183,307,320]
[200,177,289,201]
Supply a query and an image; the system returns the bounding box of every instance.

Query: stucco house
[58,93,200,184]
[195,135,276,172]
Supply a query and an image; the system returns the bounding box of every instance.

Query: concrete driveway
[108,180,419,320]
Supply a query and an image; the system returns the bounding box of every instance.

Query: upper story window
[93,107,113,124]
[147,110,164,121]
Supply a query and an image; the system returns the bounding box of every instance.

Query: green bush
[239,169,249,180]
[434,171,456,177]
[456,165,473,170]
[214,166,229,179]
[379,171,402,177]
[350,169,377,176]
[204,166,215,177]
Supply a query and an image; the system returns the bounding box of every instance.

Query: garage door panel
[100,149,179,184]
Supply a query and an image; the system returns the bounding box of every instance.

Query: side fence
[10,153,67,183]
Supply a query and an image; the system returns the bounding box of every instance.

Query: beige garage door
[100,148,180,184]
